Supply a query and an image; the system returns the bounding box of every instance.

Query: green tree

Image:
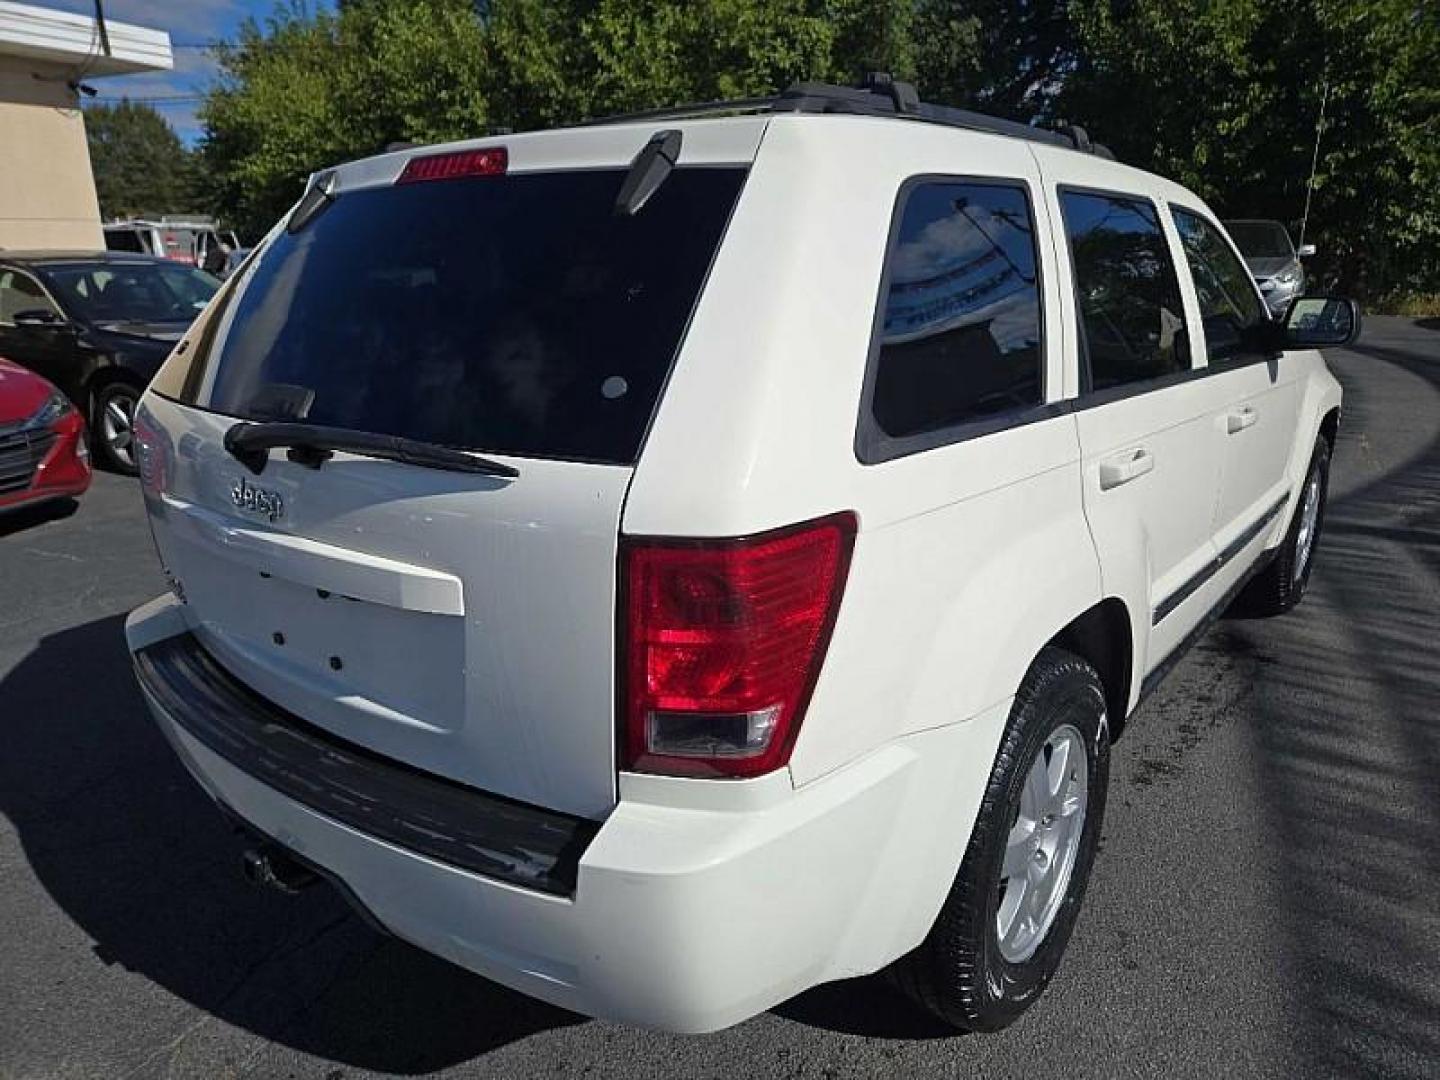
[85,100,200,219]
[910,0,1075,121]
[200,0,489,238]
[197,0,1437,297]
[1060,0,1440,296]
[477,0,915,130]
[201,0,918,234]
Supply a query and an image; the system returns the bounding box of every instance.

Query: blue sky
[48,1,332,144]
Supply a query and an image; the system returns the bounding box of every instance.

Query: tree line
[94,0,1439,303]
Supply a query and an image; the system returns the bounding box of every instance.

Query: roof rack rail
[580,74,1116,161]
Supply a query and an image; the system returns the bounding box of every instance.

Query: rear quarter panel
[624,116,1105,786]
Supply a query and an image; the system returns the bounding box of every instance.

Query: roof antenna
[615,129,682,216]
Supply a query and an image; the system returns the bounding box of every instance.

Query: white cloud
[890,205,1033,284]
[84,34,223,145]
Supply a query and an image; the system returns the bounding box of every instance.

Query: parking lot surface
[2,317,1438,1079]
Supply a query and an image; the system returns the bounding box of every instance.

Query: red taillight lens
[396,147,508,184]
[622,513,857,778]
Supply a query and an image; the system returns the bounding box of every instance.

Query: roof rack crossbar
[579,76,1115,160]
[574,96,778,128]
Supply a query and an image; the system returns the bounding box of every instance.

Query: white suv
[125,79,1357,1033]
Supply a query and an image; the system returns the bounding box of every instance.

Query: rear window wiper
[223,421,519,479]
[287,170,338,234]
[615,129,682,216]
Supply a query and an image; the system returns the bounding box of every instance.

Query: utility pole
[1298,76,1329,251]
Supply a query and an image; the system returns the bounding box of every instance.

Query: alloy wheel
[1293,470,1322,582]
[101,389,138,469]
[996,723,1090,964]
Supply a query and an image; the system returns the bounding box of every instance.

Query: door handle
[1099,448,1154,490]
[1227,406,1258,434]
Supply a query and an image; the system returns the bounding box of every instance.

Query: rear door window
[195,167,746,465]
[1060,190,1190,392]
[863,179,1044,457]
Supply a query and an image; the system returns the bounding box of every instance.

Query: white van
[126,78,1357,1033]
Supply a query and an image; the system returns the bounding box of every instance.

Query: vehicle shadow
[0,614,582,1075]
[775,973,958,1039]
[0,497,78,538]
[1217,338,1440,1077]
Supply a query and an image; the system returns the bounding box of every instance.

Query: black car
[0,252,219,473]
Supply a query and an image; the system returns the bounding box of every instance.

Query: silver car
[1224,218,1315,316]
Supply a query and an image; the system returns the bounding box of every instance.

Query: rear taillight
[397,147,508,184]
[621,513,856,778]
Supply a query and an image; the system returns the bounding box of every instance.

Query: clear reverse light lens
[646,705,781,759]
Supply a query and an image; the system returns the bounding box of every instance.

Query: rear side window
[105,230,144,253]
[196,168,746,465]
[0,270,58,323]
[1170,208,1267,365]
[1061,190,1190,392]
[160,229,195,259]
[864,180,1044,455]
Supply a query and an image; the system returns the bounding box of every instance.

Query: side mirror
[1283,295,1360,348]
[1297,243,1316,258]
[12,308,66,329]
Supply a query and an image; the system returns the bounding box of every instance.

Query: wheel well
[1319,407,1340,451]
[1047,598,1133,738]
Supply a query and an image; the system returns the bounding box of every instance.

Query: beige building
[0,1,171,250]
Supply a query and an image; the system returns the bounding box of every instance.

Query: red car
[0,357,91,512]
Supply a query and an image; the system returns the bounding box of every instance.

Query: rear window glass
[198,167,746,465]
[47,262,218,323]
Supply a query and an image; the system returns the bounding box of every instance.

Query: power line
[87,94,206,104]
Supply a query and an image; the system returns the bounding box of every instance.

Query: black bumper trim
[133,633,599,897]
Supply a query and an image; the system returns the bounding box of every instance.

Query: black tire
[892,646,1110,1031]
[1231,436,1331,617]
[91,380,142,476]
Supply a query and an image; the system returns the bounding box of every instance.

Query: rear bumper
[126,592,1005,1032]
[133,632,597,896]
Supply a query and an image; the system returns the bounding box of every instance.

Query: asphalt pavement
[1,317,1437,1079]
